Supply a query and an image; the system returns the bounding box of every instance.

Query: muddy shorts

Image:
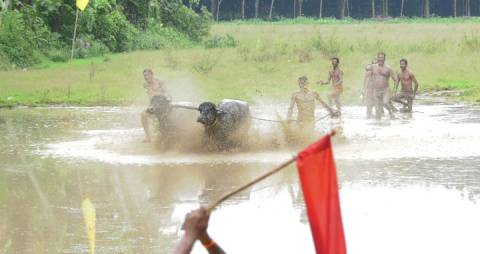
[331,85,343,96]
[365,85,375,107]
[374,86,390,105]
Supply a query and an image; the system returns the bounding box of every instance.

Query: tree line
[197,0,480,20]
[0,0,211,68]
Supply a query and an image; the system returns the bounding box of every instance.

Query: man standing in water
[317,57,343,112]
[392,59,419,113]
[288,76,336,132]
[363,59,377,118]
[367,52,398,120]
[141,69,166,142]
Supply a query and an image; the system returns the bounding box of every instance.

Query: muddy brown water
[1,99,480,254]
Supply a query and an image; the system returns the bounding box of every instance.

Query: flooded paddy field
[1,100,479,254]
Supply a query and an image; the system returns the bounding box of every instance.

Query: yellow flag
[82,198,96,254]
[76,0,89,11]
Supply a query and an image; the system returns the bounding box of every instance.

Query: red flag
[297,134,347,254]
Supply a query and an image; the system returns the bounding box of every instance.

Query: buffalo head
[146,95,171,120]
[197,102,224,126]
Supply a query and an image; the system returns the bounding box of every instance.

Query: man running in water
[392,59,419,113]
[366,52,398,120]
[288,76,336,132]
[141,69,166,142]
[317,57,343,112]
[363,59,377,118]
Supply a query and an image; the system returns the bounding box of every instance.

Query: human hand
[331,111,341,118]
[181,207,210,239]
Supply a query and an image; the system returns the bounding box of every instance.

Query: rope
[249,116,296,123]
[250,113,334,124]
[169,103,335,123]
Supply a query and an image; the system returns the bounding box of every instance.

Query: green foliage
[21,6,64,53]
[163,50,180,69]
[133,22,193,50]
[249,39,280,62]
[160,1,212,41]
[310,35,341,58]
[0,51,11,70]
[237,46,251,61]
[204,34,239,49]
[73,36,110,58]
[192,53,219,74]
[45,49,69,62]
[86,6,138,52]
[460,34,480,52]
[0,11,40,67]
[295,47,313,63]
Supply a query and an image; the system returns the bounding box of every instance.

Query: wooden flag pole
[206,129,337,213]
[71,9,80,60]
[207,156,297,213]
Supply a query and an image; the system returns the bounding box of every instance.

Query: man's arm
[287,94,296,120]
[317,72,332,85]
[411,72,419,97]
[362,72,371,103]
[199,232,226,254]
[172,208,209,254]
[393,73,400,96]
[173,234,197,254]
[390,68,399,95]
[153,78,167,95]
[365,64,373,72]
[314,92,337,116]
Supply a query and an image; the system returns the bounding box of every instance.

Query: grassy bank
[1,20,480,106]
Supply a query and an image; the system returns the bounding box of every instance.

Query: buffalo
[197,99,251,150]
[146,95,174,133]
[146,95,202,149]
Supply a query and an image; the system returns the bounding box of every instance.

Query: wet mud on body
[0,100,479,254]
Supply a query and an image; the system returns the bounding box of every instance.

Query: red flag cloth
[297,134,347,254]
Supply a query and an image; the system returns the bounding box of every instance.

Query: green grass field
[1,19,480,106]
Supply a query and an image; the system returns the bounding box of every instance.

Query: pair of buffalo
[146,95,251,150]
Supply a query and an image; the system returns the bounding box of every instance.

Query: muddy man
[318,57,343,112]
[392,59,419,113]
[288,76,336,132]
[363,59,377,118]
[366,52,399,120]
[141,68,167,142]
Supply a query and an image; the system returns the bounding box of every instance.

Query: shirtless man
[288,76,336,132]
[366,52,399,120]
[141,69,166,142]
[363,59,377,118]
[317,57,343,112]
[392,59,419,113]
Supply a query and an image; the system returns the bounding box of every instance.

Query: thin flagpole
[71,9,79,60]
[207,129,338,213]
[207,156,298,212]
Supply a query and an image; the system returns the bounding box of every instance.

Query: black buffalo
[146,95,174,135]
[197,99,251,150]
